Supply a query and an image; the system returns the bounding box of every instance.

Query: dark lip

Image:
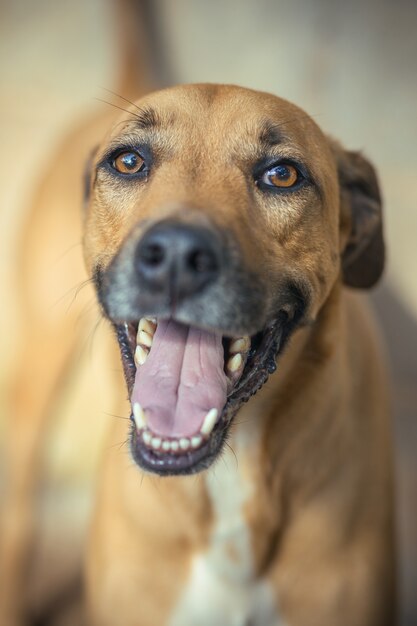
[115,311,293,476]
[130,419,226,475]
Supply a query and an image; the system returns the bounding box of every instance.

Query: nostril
[135,221,222,296]
[139,243,165,267]
[187,249,218,274]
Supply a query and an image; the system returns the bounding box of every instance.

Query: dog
[81,83,396,626]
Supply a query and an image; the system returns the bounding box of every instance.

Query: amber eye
[113,151,145,175]
[261,163,299,189]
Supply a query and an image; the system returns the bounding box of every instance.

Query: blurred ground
[0,0,416,623]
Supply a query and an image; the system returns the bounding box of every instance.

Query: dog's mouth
[116,312,293,475]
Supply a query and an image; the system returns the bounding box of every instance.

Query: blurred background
[0,0,416,623]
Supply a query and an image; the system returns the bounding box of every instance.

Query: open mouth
[116,312,292,475]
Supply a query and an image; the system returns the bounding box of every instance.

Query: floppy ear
[332,142,385,289]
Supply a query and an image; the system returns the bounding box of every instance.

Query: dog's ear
[331,141,384,289]
[83,146,98,209]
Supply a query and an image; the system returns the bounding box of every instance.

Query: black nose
[135,221,222,298]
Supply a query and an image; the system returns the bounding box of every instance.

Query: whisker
[103,411,130,421]
[111,119,138,131]
[94,97,142,120]
[100,87,143,114]
[66,279,95,315]
[220,452,230,472]
[55,240,83,262]
[75,296,100,319]
[230,418,250,427]
[85,316,105,359]
[108,438,129,452]
[51,277,93,311]
[72,311,104,362]
[149,475,163,496]
[75,298,100,325]
[224,441,239,470]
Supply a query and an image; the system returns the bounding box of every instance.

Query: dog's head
[83,84,383,475]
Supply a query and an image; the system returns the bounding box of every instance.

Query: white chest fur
[169,416,285,626]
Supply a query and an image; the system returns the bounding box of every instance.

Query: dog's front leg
[268,503,396,626]
[85,439,212,626]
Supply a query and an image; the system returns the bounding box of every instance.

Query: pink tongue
[131,320,227,438]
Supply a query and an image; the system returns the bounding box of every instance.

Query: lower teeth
[132,403,219,454]
[139,429,204,453]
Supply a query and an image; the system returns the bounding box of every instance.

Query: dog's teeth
[142,431,152,445]
[191,435,202,449]
[151,437,162,450]
[135,319,156,365]
[200,408,218,436]
[138,329,153,348]
[141,432,203,452]
[135,345,149,366]
[230,336,250,354]
[133,403,147,429]
[179,437,190,450]
[227,353,243,373]
[138,318,156,336]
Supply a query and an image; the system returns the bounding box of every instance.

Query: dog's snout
[135,222,221,297]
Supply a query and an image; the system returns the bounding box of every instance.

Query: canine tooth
[227,353,243,373]
[230,336,250,354]
[133,403,147,429]
[138,329,153,348]
[170,440,179,452]
[191,435,202,449]
[200,408,218,436]
[135,345,149,366]
[138,318,156,336]
[151,437,162,450]
[143,431,152,445]
[179,438,190,450]
[162,440,171,452]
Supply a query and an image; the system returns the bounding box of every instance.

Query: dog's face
[83,84,383,475]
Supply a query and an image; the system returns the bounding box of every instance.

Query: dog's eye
[261,163,299,189]
[112,151,145,175]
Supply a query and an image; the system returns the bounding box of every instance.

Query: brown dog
[82,84,395,626]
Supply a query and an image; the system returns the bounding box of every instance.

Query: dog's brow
[259,122,285,148]
[133,107,160,130]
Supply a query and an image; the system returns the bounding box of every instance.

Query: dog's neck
[201,282,347,574]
